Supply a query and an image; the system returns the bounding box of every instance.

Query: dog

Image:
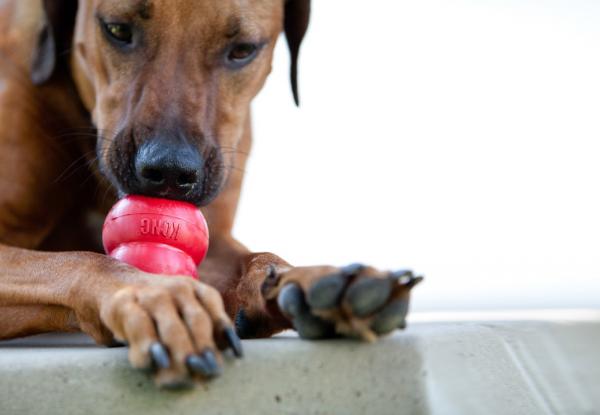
[0,0,421,387]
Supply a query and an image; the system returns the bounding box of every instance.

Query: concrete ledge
[1,312,599,415]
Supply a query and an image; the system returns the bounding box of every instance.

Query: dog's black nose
[134,138,204,202]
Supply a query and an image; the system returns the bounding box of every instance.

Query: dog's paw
[263,264,422,341]
[99,275,242,388]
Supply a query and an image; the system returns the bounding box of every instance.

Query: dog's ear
[284,0,311,106]
[31,0,78,85]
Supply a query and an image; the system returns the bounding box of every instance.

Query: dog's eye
[226,43,259,68]
[103,22,133,45]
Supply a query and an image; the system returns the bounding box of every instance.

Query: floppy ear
[31,0,78,85]
[284,0,311,106]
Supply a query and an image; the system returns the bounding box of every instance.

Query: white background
[235,0,600,311]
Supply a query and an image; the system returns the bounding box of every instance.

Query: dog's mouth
[98,131,226,207]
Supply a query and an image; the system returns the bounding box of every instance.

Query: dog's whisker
[55,159,98,184]
[79,169,103,189]
[220,164,246,174]
[53,143,117,185]
[220,150,250,158]
[101,182,116,205]
[52,132,98,139]
[219,147,250,156]
[53,151,98,184]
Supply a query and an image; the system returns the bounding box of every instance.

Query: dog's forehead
[94,0,282,28]
[94,0,153,19]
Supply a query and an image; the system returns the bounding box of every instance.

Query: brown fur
[0,0,417,387]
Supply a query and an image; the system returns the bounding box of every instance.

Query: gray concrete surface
[1,311,599,415]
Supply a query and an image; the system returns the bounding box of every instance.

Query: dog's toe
[186,351,222,379]
[370,299,409,335]
[344,277,393,318]
[277,283,307,318]
[278,282,336,339]
[149,342,171,369]
[293,312,335,339]
[306,273,347,310]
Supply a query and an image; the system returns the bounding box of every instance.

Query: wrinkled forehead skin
[92,0,282,54]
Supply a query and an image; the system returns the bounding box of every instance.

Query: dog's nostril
[141,168,165,184]
[133,138,205,201]
[176,172,198,187]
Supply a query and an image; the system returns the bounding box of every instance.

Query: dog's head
[32,0,310,206]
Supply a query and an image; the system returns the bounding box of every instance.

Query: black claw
[150,342,171,370]
[277,283,307,317]
[234,308,252,339]
[306,274,347,310]
[186,355,208,376]
[340,263,365,276]
[390,270,424,289]
[389,269,413,282]
[406,275,424,288]
[201,350,222,377]
[346,278,393,318]
[223,326,244,358]
[186,350,221,378]
[293,314,335,340]
[371,300,409,335]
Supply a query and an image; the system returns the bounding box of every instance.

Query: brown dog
[0,0,421,387]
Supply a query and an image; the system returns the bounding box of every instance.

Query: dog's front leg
[200,237,422,341]
[199,238,293,338]
[0,245,242,387]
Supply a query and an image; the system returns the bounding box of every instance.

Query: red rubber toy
[102,195,209,279]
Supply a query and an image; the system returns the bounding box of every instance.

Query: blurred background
[235,0,600,311]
